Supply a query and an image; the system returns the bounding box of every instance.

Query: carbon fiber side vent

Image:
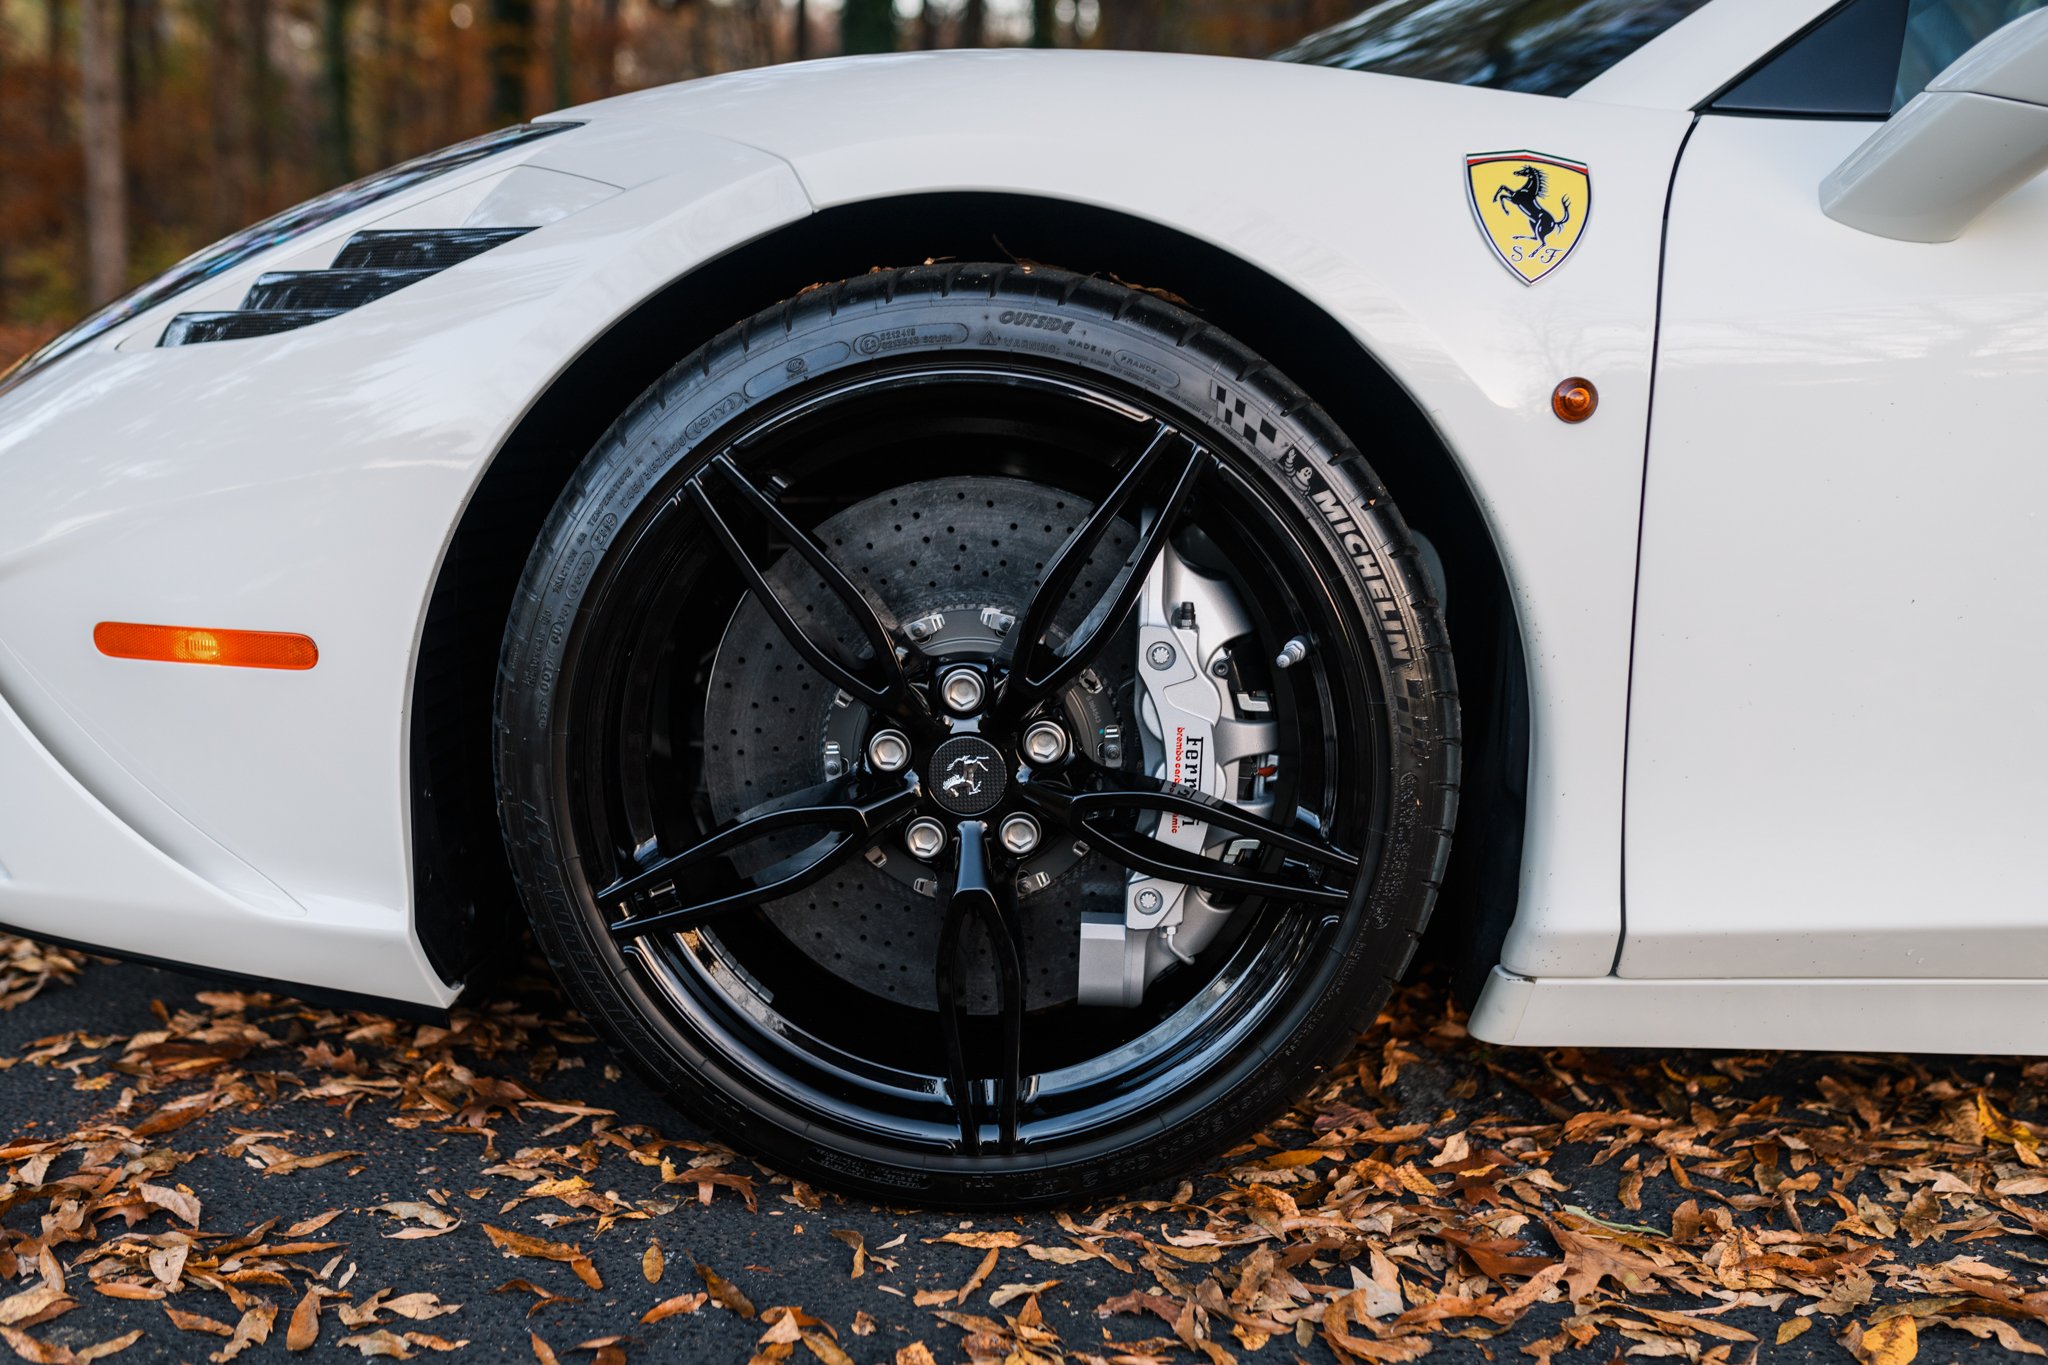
[159,227,532,347]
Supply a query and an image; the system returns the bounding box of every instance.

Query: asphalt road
[0,950,2041,1364]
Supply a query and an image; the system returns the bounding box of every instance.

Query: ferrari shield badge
[1465,150,1590,285]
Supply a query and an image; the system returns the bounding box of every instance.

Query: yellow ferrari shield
[1466,150,1591,285]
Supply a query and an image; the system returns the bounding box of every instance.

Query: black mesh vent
[160,226,533,347]
[243,268,435,311]
[160,310,343,345]
[332,228,531,271]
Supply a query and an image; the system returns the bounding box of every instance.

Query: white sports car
[5,0,2045,1204]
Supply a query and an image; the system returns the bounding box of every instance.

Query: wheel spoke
[999,423,1210,717]
[1018,771,1358,907]
[687,454,919,716]
[934,821,1028,1156]
[601,777,918,939]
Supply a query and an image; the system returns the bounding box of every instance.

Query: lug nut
[998,813,1042,856]
[939,666,986,714]
[1021,719,1069,766]
[866,729,912,773]
[904,817,948,860]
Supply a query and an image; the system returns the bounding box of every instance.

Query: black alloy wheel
[496,264,1458,1206]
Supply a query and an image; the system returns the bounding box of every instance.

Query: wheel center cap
[928,735,1007,817]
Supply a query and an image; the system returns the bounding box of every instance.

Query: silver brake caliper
[1077,542,1279,1006]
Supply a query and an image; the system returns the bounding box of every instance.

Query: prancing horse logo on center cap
[1465,150,1591,285]
[929,735,1006,817]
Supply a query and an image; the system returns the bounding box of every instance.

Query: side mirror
[1821,7,2048,242]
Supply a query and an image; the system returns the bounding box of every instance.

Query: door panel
[1625,113,2048,978]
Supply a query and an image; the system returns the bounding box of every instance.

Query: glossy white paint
[1625,113,2048,979]
[1470,966,2048,1054]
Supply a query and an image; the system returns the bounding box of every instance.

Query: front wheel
[495,264,1457,1206]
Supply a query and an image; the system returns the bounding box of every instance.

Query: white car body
[2,0,2041,1049]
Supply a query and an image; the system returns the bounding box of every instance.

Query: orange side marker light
[94,622,318,671]
[1552,377,1598,424]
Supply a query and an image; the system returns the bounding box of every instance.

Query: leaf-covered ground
[0,936,2042,1364]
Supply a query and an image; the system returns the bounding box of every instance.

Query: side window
[1896,0,2048,106]
[1709,0,2048,118]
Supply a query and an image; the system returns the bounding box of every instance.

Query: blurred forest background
[0,0,1362,359]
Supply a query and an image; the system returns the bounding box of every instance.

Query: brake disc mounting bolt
[1146,642,1177,670]
[1021,719,1069,766]
[904,817,948,861]
[1274,635,1312,670]
[866,729,912,773]
[939,666,986,715]
[999,813,1042,856]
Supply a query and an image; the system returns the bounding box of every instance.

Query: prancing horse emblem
[942,752,992,799]
[1464,150,1592,285]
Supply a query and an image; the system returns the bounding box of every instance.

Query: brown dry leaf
[530,1334,561,1365]
[956,1246,1000,1305]
[641,1293,707,1323]
[210,1303,277,1364]
[261,1149,365,1176]
[851,1311,876,1337]
[138,1182,201,1227]
[92,1286,162,1304]
[285,1210,343,1236]
[382,1294,459,1322]
[642,1239,664,1284]
[894,1345,939,1365]
[287,1287,322,1351]
[484,1225,603,1291]
[801,1331,854,1365]
[697,1262,757,1319]
[0,1290,68,1330]
[335,1330,416,1359]
[1778,1317,1813,1345]
[936,1231,1026,1250]
[1851,1314,1918,1365]
[1553,1223,1666,1303]
[400,1335,468,1353]
[831,1229,865,1278]
[76,1332,144,1363]
[988,1280,1058,1309]
[164,1307,236,1336]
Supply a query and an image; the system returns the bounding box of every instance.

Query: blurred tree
[1030,0,1053,47]
[489,0,535,120]
[917,0,938,49]
[552,0,570,107]
[840,0,893,54]
[1100,0,1168,51]
[960,0,985,46]
[78,0,126,302]
[793,0,808,59]
[321,0,356,181]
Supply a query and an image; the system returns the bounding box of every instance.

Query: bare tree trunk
[1029,0,1054,47]
[488,0,534,122]
[793,0,808,60]
[205,4,249,235]
[44,0,65,141]
[840,0,894,54]
[78,0,126,303]
[917,0,938,48]
[245,0,274,204]
[1099,0,1166,50]
[597,0,620,94]
[321,0,354,182]
[551,0,571,109]
[371,0,395,167]
[960,0,985,47]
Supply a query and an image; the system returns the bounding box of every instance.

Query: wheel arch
[410,191,1528,994]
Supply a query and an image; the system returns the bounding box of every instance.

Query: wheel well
[409,192,1528,995]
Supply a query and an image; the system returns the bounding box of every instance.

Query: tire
[495,263,1458,1207]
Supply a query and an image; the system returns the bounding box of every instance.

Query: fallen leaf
[642,1240,663,1284]
[641,1294,706,1323]
[696,1263,755,1319]
[484,1226,603,1291]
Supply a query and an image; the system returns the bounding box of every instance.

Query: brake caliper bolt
[998,813,1042,856]
[1274,635,1312,670]
[1134,887,1164,913]
[1021,719,1069,766]
[904,817,948,861]
[939,666,986,715]
[866,729,912,773]
[1146,642,1177,670]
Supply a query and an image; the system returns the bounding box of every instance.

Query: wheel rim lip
[550,358,1392,1158]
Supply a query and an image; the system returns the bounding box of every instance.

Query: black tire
[495,263,1458,1207]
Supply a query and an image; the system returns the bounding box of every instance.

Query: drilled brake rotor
[701,476,1138,1011]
